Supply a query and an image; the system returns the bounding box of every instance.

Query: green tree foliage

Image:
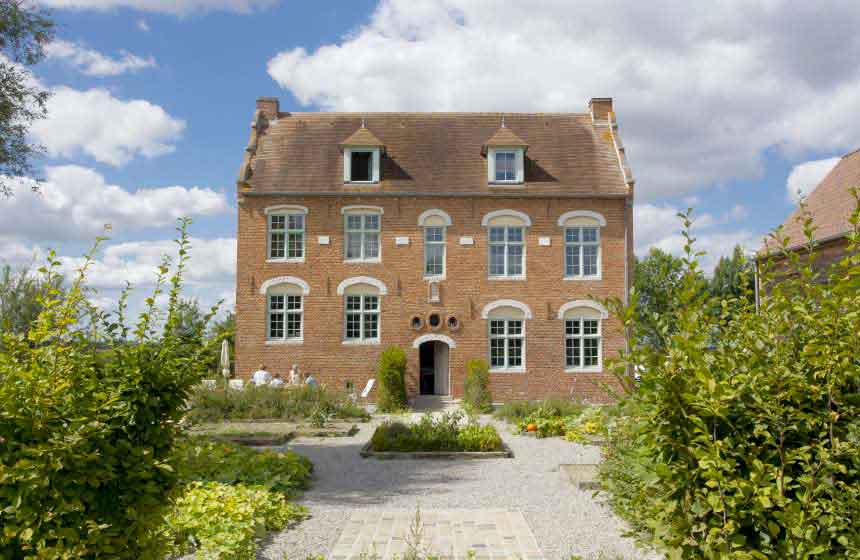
[633,247,697,351]
[376,345,408,412]
[601,203,860,559]
[0,0,54,196]
[0,220,219,558]
[710,244,754,302]
[463,358,493,413]
[0,262,64,335]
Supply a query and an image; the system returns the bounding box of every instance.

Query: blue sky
[3,0,859,316]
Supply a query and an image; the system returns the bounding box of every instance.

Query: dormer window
[340,120,385,184]
[483,120,528,185]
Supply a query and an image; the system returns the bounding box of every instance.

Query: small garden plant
[376,345,408,412]
[463,358,494,413]
[187,382,369,423]
[370,411,503,452]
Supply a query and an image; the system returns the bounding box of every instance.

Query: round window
[446,316,460,331]
[410,315,424,330]
[428,313,442,329]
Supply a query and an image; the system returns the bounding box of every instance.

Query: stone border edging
[359,441,514,459]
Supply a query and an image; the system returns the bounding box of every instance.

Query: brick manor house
[234,97,635,402]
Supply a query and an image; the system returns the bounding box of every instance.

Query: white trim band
[417,209,453,226]
[481,299,533,319]
[557,300,609,319]
[480,209,532,227]
[259,276,310,296]
[265,205,308,215]
[341,205,384,215]
[412,333,457,349]
[336,276,388,295]
[557,210,606,227]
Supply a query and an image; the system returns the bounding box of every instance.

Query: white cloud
[45,40,156,76]
[0,165,230,241]
[57,237,236,290]
[785,157,840,203]
[37,0,276,16]
[267,0,860,200]
[137,19,150,31]
[634,203,756,271]
[30,87,185,166]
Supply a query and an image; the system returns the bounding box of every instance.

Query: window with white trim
[565,317,601,370]
[424,226,445,277]
[269,213,304,260]
[343,148,381,183]
[494,150,516,182]
[344,294,379,341]
[268,294,302,341]
[565,226,600,278]
[345,213,380,261]
[489,225,524,277]
[489,318,524,370]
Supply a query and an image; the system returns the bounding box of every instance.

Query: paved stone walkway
[330,509,543,560]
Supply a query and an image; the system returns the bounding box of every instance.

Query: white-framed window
[565,317,600,370]
[558,300,607,372]
[268,294,303,341]
[343,148,381,183]
[344,294,380,342]
[487,147,524,184]
[489,318,524,370]
[565,226,600,278]
[489,225,524,277]
[345,213,381,261]
[268,213,305,260]
[424,226,445,277]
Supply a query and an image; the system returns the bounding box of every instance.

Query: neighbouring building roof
[239,104,633,198]
[768,149,860,251]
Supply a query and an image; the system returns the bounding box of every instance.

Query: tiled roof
[769,150,860,250]
[243,112,632,197]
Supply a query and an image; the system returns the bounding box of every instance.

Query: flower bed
[363,411,511,459]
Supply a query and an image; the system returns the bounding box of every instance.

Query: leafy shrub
[601,205,860,558]
[165,481,306,560]
[370,411,503,452]
[376,345,408,412]
[0,222,216,559]
[173,437,313,497]
[463,358,493,413]
[562,406,608,443]
[187,382,369,423]
[494,398,584,424]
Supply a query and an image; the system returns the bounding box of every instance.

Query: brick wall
[235,195,630,403]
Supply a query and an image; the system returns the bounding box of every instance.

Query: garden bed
[191,420,359,446]
[359,440,513,459]
[361,411,512,459]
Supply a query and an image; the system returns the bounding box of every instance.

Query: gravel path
[260,416,657,560]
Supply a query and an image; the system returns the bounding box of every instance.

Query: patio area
[258,416,656,560]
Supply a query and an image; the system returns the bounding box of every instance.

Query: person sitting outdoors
[270,372,285,388]
[251,363,272,386]
[304,374,319,387]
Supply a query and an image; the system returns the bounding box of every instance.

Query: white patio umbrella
[220,339,231,380]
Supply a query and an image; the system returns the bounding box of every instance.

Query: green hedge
[463,358,493,413]
[600,207,860,558]
[0,224,215,559]
[376,345,408,412]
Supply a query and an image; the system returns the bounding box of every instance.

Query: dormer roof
[482,124,529,154]
[339,124,385,150]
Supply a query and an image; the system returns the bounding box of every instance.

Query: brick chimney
[589,97,613,122]
[256,97,280,120]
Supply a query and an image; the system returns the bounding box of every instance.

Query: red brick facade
[235,101,635,403]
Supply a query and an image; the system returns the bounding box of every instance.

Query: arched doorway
[413,334,455,396]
